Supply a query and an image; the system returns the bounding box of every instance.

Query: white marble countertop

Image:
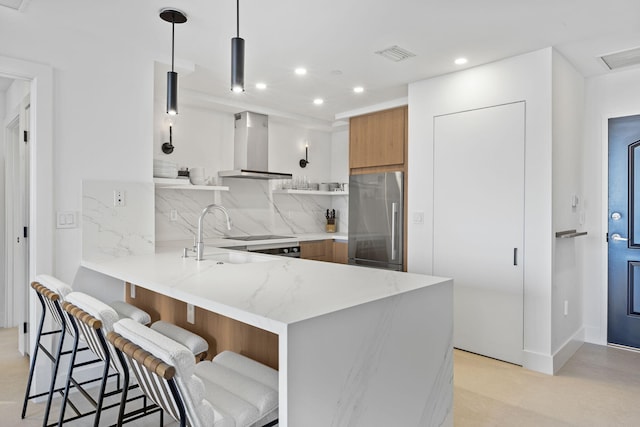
[82,240,449,335]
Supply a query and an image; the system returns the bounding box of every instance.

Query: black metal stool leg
[56,325,80,426]
[42,324,66,427]
[115,351,129,427]
[92,348,112,427]
[22,292,47,418]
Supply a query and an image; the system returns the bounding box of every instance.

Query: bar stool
[109,318,279,427]
[60,294,159,426]
[60,292,211,426]
[22,275,152,426]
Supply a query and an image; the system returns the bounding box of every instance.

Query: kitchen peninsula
[81,244,453,426]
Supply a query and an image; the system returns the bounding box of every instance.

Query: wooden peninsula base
[125,282,279,369]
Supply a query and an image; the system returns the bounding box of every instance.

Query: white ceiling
[12,0,640,124]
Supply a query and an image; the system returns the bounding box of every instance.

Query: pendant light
[160,8,187,115]
[231,0,245,93]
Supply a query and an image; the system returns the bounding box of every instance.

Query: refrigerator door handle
[391,202,398,261]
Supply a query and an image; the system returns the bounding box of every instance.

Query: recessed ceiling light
[255,82,267,90]
[295,67,307,75]
[353,86,364,93]
[313,98,324,105]
[454,57,468,65]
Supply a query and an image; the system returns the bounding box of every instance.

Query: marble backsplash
[82,180,155,260]
[155,178,348,242]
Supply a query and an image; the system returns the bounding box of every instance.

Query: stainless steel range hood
[218,111,293,180]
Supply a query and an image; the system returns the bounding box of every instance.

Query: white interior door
[3,116,19,328]
[433,102,525,365]
[20,99,30,354]
[4,95,30,354]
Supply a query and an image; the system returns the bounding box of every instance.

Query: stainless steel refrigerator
[348,171,403,271]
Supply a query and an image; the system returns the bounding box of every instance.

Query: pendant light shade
[167,70,178,115]
[231,0,245,92]
[160,8,187,115]
[231,37,245,93]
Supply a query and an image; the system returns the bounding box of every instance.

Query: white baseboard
[584,325,606,345]
[552,327,584,374]
[522,349,554,375]
[523,328,586,375]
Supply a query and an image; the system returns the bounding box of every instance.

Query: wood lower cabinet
[333,241,348,264]
[301,240,349,264]
[300,240,333,262]
[125,283,279,370]
[349,106,407,170]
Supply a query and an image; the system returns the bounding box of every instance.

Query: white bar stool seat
[109,300,151,325]
[151,320,209,360]
[110,318,279,427]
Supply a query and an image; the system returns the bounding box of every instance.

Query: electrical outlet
[187,303,195,324]
[113,190,125,207]
[170,209,178,221]
[130,284,136,299]
[564,300,568,316]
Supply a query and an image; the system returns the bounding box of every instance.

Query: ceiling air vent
[600,47,640,70]
[375,45,416,62]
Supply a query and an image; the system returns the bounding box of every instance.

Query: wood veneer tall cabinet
[349,106,407,170]
[349,106,408,271]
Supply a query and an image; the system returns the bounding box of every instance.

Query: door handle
[611,233,628,241]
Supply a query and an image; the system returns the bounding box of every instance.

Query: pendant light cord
[171,12,175,72]
[236,0,240,37]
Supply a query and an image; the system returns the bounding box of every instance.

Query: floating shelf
[555,229,588,238]
[153,178,229,191]
[273,189,349,196]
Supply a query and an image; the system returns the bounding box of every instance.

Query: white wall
[408,48,556,372]
[153,100,235,182]
[0,89,5,326]
[0,5,157,287]
[152,83,346,241]
[551,51,586,364]
[582,67,640,345]
[331,129,349,184]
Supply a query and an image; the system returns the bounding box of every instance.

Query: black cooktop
[224,235,294,241]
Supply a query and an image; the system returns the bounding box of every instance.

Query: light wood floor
[3,327,640,426]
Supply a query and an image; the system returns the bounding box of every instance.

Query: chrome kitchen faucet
[196,204,232,261]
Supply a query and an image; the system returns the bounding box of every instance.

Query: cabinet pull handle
[513,248,518,266]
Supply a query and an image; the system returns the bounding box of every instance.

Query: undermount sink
[206,252,274,265]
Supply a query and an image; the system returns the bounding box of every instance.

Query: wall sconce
[162,122,175,154]
[299,143,309,168]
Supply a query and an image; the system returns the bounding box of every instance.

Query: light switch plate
[56,211,77,229]
[412,211,425,224]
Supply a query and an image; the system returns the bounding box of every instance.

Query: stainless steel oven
[223,235,301,258]
[248,243,300,258]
